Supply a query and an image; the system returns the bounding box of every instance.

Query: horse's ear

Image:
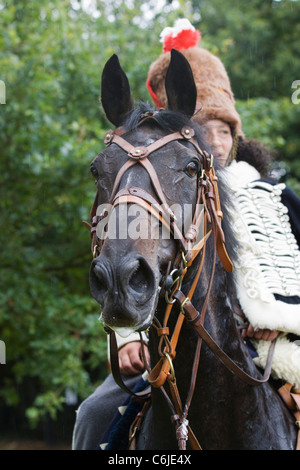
[165,49,197,118]
[101,54,133,127]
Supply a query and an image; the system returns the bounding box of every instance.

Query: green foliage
[194,0,300,100]
[0,0,109,430]
[0,0,299,437]
[237,97,300,193]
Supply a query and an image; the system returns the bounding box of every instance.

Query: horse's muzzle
[90,253,158,334]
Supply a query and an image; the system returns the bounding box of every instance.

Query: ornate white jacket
[225,160,300,387]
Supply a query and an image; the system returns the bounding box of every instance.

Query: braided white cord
[228,176,300,301]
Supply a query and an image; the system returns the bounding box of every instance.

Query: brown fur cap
[147,46,243,136]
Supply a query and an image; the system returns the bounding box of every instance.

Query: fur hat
[147,19,243,136]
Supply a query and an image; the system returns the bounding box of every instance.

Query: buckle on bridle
[180,296,190,314]
[165,269,183,305]
[164,352,175,382]
[104,129,114,145]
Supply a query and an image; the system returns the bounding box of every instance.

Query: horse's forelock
[123,102,209,152]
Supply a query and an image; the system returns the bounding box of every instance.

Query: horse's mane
[123,102,239,295]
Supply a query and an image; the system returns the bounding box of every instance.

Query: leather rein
[85,115,277,450]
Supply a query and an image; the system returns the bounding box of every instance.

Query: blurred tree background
[0,0,299,447]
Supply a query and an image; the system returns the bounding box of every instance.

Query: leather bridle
[86,113,233,268]
[85,114,277,450]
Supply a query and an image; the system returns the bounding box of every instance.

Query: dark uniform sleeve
[280,186,300,246]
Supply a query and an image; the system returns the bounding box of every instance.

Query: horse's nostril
[128,258,155,297]
[129,265,147,293]
[90,261,109,304]
[90,255,156,309]
[94,263,106,281]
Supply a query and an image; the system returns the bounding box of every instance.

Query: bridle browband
[85,113,276,450]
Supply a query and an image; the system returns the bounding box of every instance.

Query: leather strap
[129,399,151,450]
[109,332,151,398]
[114,193,174,235]
[106,185,179,256]
[167,375,202,450]
[108,159,137,204]
[148,213,211,389]
[173,290,276,387]
[148,311,185,388]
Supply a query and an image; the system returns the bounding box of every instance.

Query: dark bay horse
[88,51,296,450]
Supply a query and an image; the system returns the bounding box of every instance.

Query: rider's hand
[118,341,150,376]
[242,323,279,341]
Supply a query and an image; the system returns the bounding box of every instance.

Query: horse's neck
[179,270,260,391]
[148,267,296,449]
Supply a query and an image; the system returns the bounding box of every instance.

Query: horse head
[89,50,226,337]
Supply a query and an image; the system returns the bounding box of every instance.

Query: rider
[72,19,300,450]
[114,18,300,382]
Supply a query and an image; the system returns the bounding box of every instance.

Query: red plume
[163,28,201,53]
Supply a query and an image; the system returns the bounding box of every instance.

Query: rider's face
[202,120,233,167]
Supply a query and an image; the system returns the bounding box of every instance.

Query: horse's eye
[90,165,98,179]
[185,161,198,178]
